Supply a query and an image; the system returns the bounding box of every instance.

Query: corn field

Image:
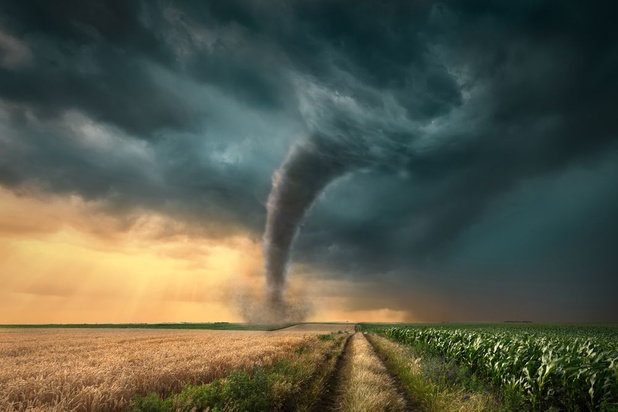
[380,325,618,411]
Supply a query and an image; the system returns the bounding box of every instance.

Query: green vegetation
[334,333,408,411]
[133,361,305,412]
[131,331,350,412]
[317,333,336,341]
[0,322,293,331]
[362,323,618,341]
[366,333,504,411]
[374,324,618,411]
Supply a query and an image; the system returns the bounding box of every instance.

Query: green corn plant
[379,324,618,411]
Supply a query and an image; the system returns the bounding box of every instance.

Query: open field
[0,323,290,331]
[2,323,617,411]
[369,324,618,411]
[0,328,335,411]
[278,323,355,333]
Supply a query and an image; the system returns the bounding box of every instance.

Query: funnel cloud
[263,138,351,312]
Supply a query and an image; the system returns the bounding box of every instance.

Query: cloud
[0,0,617,321]
[0,29,32,68]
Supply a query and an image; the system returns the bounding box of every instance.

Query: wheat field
[0,328,317,412]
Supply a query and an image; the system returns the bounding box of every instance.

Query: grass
[334,333,407,412]
[365,333,507,412]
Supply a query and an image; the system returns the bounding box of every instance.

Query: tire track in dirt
[318,331,415,411]
[364,333,419,411]
[314,331,354,411]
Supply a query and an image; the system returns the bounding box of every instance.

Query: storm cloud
[1,0,617,321]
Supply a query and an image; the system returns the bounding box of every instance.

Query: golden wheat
[0,328,317,412]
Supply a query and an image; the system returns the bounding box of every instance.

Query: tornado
[263,138,350,314]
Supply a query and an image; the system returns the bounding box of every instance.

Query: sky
[0,0,617,323]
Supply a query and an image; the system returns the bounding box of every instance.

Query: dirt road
[318,330,414,412]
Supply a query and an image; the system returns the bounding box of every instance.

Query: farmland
[0,326,352,411]
[370,324,618,411]
[1,323,617,411]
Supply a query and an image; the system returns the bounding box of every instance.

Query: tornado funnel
[263,139,349,307]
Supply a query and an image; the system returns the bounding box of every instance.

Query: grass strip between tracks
[334,332,409,412]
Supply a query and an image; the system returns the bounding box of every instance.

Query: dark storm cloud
[1,0,617,320]
[291,1,618,270]
[0,0,198,136]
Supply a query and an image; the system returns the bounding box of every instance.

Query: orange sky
[0,187,417,324]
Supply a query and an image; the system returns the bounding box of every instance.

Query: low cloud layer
[1,0,617,321]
